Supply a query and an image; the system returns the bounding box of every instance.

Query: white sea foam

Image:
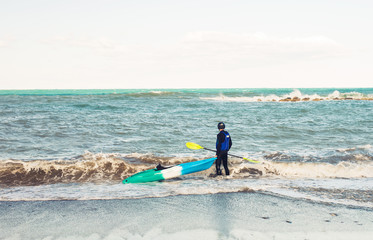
[200,89,373,102]
[1,150,372,188]
[244,160,373,178]
[1,177,372,210]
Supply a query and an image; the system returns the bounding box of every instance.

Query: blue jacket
[216,130,232,156]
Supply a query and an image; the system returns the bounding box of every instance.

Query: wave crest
[233,160,373,178]
[0,152,201,187]
[125,91,177,97]
[1,151,372,187]
[0,153,138,186]
[200,90,373,102]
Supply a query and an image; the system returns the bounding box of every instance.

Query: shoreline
[1,192,372,239]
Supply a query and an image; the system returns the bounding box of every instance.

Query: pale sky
[1,0,372,89]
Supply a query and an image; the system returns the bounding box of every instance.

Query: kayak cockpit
[155,164,172,171]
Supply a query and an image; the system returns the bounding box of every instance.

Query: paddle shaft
[186,142,258,163]
[202,147,245,160]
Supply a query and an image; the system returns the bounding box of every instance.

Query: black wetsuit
[216,130,232,175]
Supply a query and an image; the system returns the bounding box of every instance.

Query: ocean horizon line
[1,87,373,91]
[1,87,372,97]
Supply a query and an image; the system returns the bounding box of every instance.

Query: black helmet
[217,122,225,130]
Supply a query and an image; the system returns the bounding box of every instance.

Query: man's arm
[229,135,232,150]
[216,132,225,156]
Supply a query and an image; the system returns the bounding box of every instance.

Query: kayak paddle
[186,142,260,164]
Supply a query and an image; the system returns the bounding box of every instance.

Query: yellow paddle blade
[186,142,204,150]
[243,158,260,164]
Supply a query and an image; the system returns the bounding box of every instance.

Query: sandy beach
[1,192,372,240]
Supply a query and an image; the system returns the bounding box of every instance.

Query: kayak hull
[123,157,216,184]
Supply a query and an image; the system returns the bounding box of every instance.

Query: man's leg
[215,156,222,175]
[222,153,229,175]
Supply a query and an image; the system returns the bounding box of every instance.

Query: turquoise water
[1,88,372,160]
[0,88,372,207]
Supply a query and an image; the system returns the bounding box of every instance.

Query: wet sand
[1,192,372,240]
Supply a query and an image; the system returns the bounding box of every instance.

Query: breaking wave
[125,91,178,97]
[1,150,373,187]
[235,160,373,179]
[262,145,373,163]
[0,152,200,187]
[201,90,373,102]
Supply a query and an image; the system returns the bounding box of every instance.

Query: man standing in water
[215,122,232,175]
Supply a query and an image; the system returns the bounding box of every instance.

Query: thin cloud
[0,36,15,48]
[41,32,347,60]
[38,32,349,72]
[180,31,347,60]
[41,35,128,53]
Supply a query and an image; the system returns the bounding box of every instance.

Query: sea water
[0,88,372,238]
